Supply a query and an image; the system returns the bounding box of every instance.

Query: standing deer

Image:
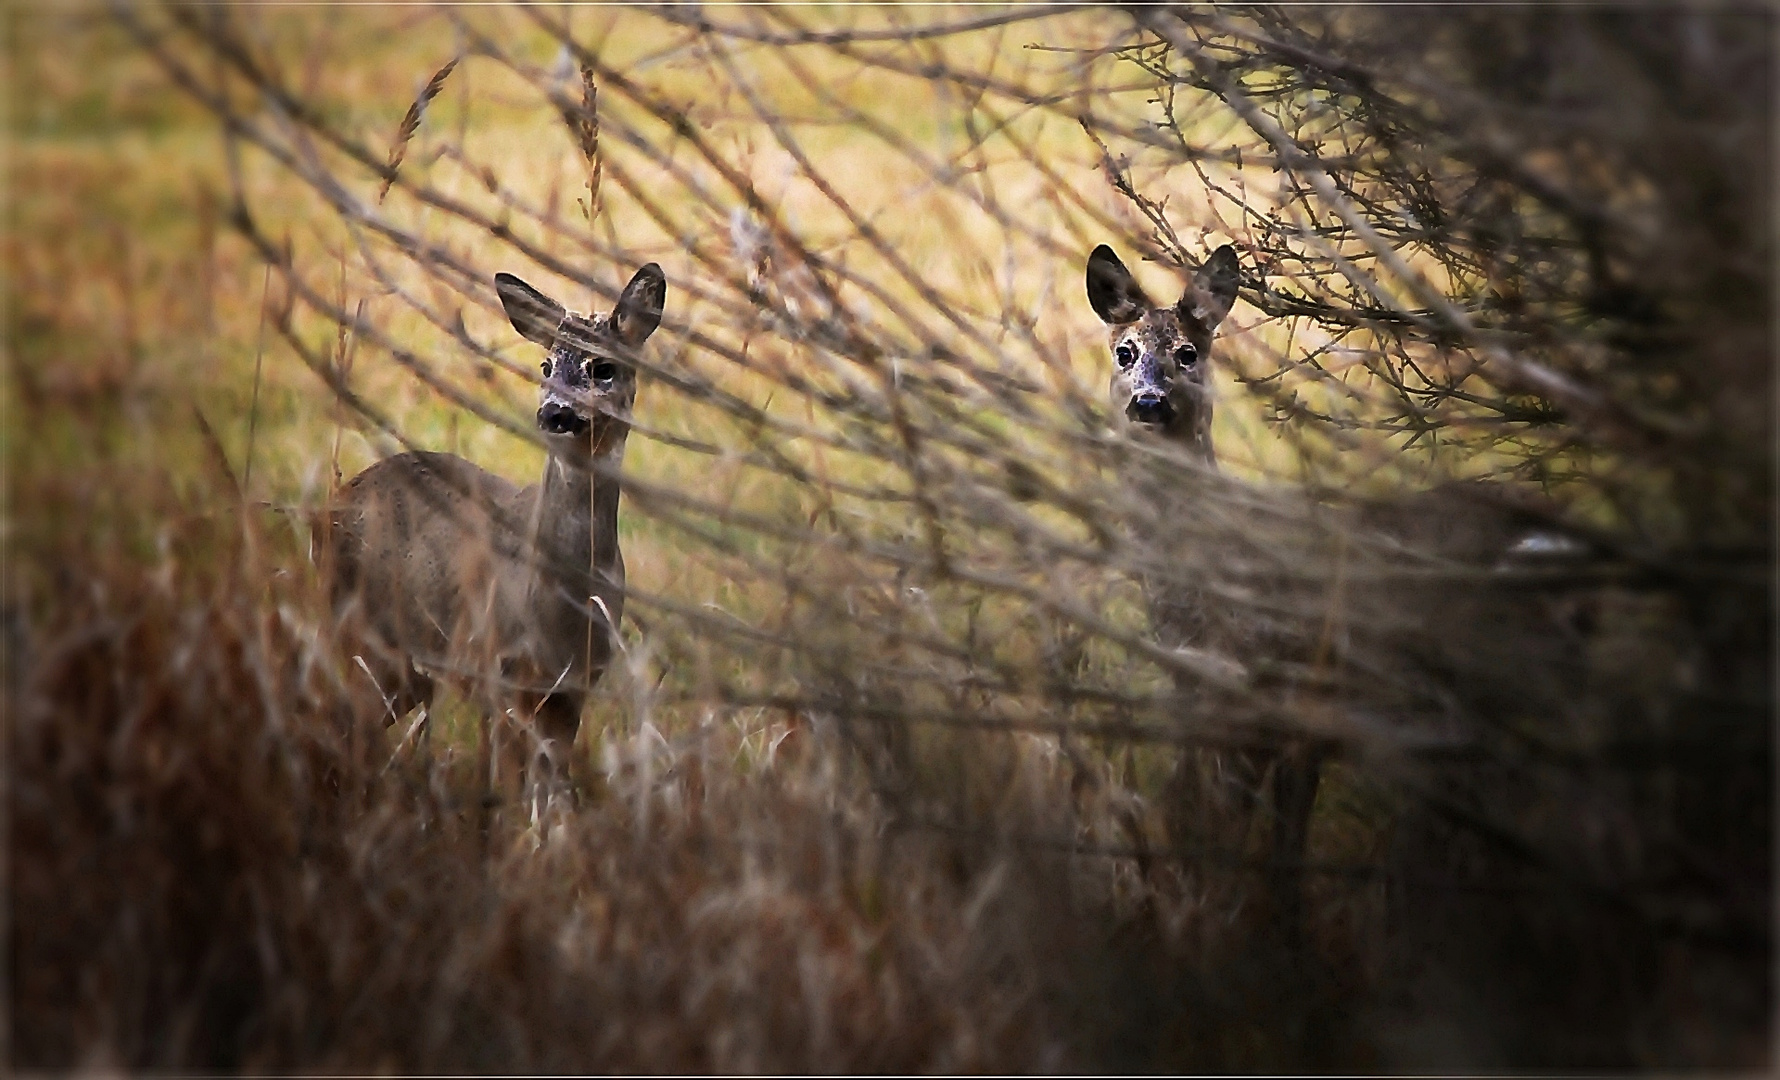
[1086,242,1326,937]
[327,263,665,807]
[1086,243,1592,945]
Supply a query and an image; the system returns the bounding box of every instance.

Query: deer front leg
[497,692,584,822]
[531,692,584,796]
[475,708,495,849]
[1267,741,1326,950]
[1163,743,1272,864]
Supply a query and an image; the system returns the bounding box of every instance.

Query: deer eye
[589,361,619,383]
[1174,344,1198,366]
[1114,342,1137,369]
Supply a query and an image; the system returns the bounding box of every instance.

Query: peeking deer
[1086,242,1240,462]
[1084,243,1593,944]
[326,263,665,808]
[1085,242,1328,934]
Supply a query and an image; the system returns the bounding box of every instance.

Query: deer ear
[495,273,565,348]
[1086,245,1151,325]
[1181,245,1240,329]
[611,263,666,347]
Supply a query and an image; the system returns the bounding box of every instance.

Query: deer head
[1086,244,1239,462]
[495,264,666,454]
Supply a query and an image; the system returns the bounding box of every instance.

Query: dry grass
[10,502,1051,1072]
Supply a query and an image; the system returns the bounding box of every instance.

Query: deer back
[327,450,606,696]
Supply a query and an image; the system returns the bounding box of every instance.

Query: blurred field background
[9,4,1773,1072]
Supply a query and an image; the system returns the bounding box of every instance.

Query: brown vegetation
[9,4,1771,1071]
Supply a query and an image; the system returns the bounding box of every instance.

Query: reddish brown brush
[8,507,1010,1070]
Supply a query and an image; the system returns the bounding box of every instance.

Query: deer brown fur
[1087,242,1328,938]
[327,264,665,805]
[1085,244,1591,944]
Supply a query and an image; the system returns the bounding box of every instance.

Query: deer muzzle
[1126,391,1175,427]
[538,401,592,436]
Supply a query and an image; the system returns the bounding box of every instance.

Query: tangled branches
[13,3,1771,1070]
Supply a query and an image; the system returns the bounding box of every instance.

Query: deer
[1086,242,1594,944]
[1087,243,1239,467]
[325,263,665,811]
[1085,242,1328,931]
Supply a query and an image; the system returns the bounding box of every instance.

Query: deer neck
[531,425,627,579]
[1177,404,1218,470]
[1187,423,1218,469]
[505,426,623,689]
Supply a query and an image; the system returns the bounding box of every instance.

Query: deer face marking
[1086,244,1239,456]
[496,264,667,446]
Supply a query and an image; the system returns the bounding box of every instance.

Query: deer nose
[537,402,590,435]
[1127,392,1174,427]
